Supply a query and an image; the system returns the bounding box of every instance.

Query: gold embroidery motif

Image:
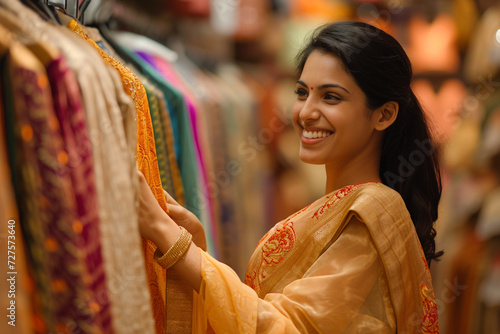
[420,284,439,333]
[245,220,296,293]
[246,184,373,293]
[311,183,374,220]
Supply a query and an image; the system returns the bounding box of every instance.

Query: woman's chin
[299,153,325,165]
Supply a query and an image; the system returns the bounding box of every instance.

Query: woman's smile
[301,128,334,144]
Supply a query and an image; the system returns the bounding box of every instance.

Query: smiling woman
[136,21,442,333]
[292,50,395,187]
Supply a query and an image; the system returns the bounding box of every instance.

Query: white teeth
[302,130,332,139]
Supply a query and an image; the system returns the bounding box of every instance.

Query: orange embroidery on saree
[417,242,431,274]
[311,183,371,220]
[422,256,430,273]
[245,220,296,293]
[420,284,439,333]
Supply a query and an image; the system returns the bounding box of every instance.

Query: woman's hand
[136,170,202,292]
[136,170,176,245]
[162,189,207,251]
[136,170,207,251]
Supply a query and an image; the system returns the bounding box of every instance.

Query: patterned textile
[0,4,155,334]
[144,84,174,195]
[194,183,440,333]
[0,25,33,334]
[68,20,167,333]
[41,49,112,333]
[132,51,200,219]
[6,40,98,333]
[67,19,168,334]
[155,88,186,205]
[145,54,216,254]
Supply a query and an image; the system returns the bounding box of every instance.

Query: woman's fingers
[164,189,180,206]
[136,170,172,243]
[165,203,184,220]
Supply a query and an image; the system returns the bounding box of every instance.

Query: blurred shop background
[1,0,500,333]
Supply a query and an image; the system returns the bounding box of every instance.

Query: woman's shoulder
[353,182,402,200]
[348,182,412,225]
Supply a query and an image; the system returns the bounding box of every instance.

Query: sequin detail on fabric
[420,284,439,333]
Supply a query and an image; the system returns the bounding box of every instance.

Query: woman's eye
[324,94,341,102]
[294,89,308,99]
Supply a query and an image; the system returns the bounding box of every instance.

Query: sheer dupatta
[194,182,439,333]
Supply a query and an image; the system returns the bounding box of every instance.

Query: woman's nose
[298,98,321,124]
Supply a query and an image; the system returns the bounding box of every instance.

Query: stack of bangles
[154,226,193,269]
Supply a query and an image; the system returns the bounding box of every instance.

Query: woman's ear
[373,101,399,131]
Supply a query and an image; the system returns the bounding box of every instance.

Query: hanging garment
[193,183,439,333]
[0,2,156,333]
[153,85,186,205]
[144,84,175,197]
[97,31,187,205]
[108,39,201,219]
[136,51,216,254]
[0,25,33,334]
[65,17,168,334]
[27,41,112,333]
[3,37,99,333]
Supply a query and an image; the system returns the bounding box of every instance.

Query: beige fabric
[194,183,439,333]
[0,2,155,333]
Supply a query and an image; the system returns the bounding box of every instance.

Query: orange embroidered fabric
[244,220,296,293]
[68,20,168,334]
[245,183,375,294]
[194,183,439,333]
[421,284,439,333]
[310,183,371,220]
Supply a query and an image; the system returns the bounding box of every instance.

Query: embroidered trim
[245,182,377,293]
[245,219,296,293]
[420,284,439,333]
[311,183,376,220]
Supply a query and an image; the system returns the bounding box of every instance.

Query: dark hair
[296,21,443,266]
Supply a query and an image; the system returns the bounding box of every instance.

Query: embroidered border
[310,182,378,220]
[245,219,296,293]
[420,284,439,333]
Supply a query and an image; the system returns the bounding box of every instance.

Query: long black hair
[296,21,443,266]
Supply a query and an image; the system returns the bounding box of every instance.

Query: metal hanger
[21,0,63,24]
[44,0,80,19]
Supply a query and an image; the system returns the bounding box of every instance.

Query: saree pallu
[194,182,439,333]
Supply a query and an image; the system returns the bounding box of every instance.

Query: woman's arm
[137,170,203,292]
[137,170,394,332]
[197,217,394,333]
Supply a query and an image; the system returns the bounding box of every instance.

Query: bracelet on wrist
[154,226,192,269]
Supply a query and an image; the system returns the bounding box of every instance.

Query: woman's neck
[324,157,381,194]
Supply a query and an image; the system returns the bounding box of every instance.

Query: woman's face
[292,50,382,168]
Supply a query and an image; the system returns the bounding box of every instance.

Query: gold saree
[193,182,439,333]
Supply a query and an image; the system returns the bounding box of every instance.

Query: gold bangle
[154,226,192,269]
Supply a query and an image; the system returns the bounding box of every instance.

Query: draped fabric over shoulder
[193,183,439,333]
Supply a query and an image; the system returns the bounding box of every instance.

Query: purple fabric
[10,52,104,333]
[46,56,112,333]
